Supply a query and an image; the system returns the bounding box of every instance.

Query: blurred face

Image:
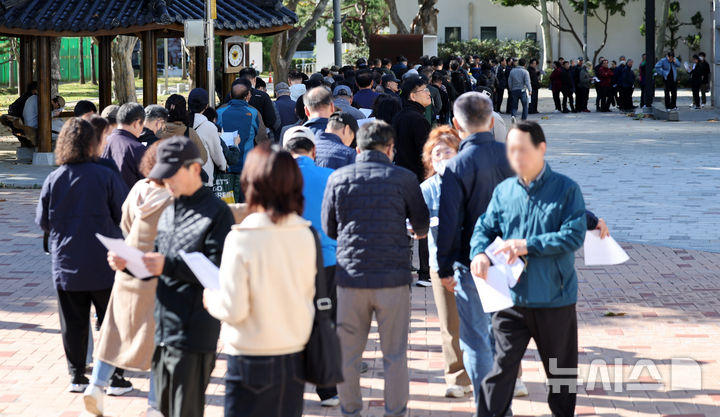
[431,143,456,164]
[386,81,398,92]
[145,118,166,134]
[602,60,608,68]
[410,85,432,108]
[163,163,203,198]
[506,128,546,180]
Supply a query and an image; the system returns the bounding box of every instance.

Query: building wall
[390,0,713,65]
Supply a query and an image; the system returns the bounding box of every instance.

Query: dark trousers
[495,88,505,112]
[576,87,589,111]
[418,237,430,280]
[691,83,701,107]
[599,86,612,111]
[153,345,216,417]
[529,87,539,113]
[316,266,338,401]
[552,89,562,111]
[619,87,634,110]
[664,76,677,109]
[56,288,111,379]
[225,352,305,417]
[561,89,574,112]
[477,304,578,417]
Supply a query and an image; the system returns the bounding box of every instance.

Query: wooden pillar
[19,36,34,91]
[193,47,207,89]
[142,31,157,106]
[222,72,235,103]
[97,36,113,110]
[37,37,52,153]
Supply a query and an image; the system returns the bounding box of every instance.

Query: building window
[445,27,462,43]
[525,32,537,42]
[480,26,497,41]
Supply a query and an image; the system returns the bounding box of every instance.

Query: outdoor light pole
[583,0,588,62]
[713,0,719,108]
[643,0,655,112]
[206,0,216,108]
[332,0,342,67]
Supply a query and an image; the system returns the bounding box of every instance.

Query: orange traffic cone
[269,72,273,83]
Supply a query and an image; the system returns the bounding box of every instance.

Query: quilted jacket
[314,131,356,170]
[321,150,429,289]
[154,186,235,353]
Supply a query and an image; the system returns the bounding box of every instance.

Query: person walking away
[507,59,531,121]
[282,127,341,407]
[560,61,575,113]
[594,57,605,111]
[217,79,261,175]
[353,70,380,110]
[139,105,168,147]
[688,55,703,110]
[435,92,514,403]
[303,86,336,136]
[504,59,516,114]
[188,88,228,185]
[315,111,357,169]
[332,85,367,121]
[157,94,209,167]
[494,58,510,113]
[84,142,172,416]
[322,120,429,417]
[107,136,234,417]
[576,63,592,112]
[204,145,316,417]
[36,118,129,393]
[654,52,680,110]
[392,76,433,287]
[274,82,298,139]
[549,62,563,113]
[238,67,278,142]
[470,121,587,417]
[527,59,540,114]
[101,103,147,189]
[420,126,472,398]
[698,52,711,107]
[597,60,614,112]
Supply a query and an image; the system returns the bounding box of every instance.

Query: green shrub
[438,39,541,63]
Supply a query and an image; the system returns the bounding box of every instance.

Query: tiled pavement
[0,188,719,417]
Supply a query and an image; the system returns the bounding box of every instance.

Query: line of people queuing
[35,55,615,417]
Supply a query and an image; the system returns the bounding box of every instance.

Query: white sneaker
[553,110,561,113]
[513,378,529,397]
[83,384,104,416]
[511,116,517,124]
[320,396,340,407]
[445,384,471,398]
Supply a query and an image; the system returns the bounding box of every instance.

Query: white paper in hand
[583,230,629,266]
[95,233,152,279]
[220,132,237,147]
[484,237,524,288]
[179,250,220,290]
[472,266,514,313]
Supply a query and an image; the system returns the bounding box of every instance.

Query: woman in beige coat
[84,141,172,416]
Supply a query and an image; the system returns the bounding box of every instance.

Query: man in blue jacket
[436,92,514,401]
[217,79,259,173]
[470,121,586,417]
[654,52,681,110]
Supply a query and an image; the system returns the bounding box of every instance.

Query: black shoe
[360,361,370,374]
[69,375,90,393]
[107,374,133,396]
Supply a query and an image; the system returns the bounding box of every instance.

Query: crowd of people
[33,51,624,417]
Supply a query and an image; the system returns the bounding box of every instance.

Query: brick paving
[0,188,719,417]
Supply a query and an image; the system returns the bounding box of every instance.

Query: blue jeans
[90,359,157,407]
[510,89,528,120]
[454,264,495,404]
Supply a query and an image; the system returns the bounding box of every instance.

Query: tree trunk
[50,38,61,98]
[91,37,98,85]
[188,46,197,88]
[386,0,409,34]
[181,39,187,80]
[111,35,138,104]
[539,0,553,69]
[655,0,670,58]
[79,38,86,84]
[412,0,438,35]
[271,32,291,86]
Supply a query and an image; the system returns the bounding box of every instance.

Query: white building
[314,0,713,68]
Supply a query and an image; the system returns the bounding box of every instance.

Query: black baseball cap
[329,111,359,134]
[148,136,203,180]
[382,73,400,84]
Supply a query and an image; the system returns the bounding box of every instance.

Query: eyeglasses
[413,87,430,94]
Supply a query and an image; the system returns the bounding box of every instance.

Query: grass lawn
[0,76,189,112]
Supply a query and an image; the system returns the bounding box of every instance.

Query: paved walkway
[0,189,719,417]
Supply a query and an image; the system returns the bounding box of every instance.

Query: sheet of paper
[220,132,237,147]
[179,250,220,290]
[95,233,152,279]
[484,237,524,288]
[357,117,375,126]
[583,230,630,266]
[359,108,373,117]
[472,266,514,313]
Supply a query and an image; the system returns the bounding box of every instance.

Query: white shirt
[193,113,227,185]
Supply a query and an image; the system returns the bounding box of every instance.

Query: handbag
[303,226,344,387]
[213,172,241,203]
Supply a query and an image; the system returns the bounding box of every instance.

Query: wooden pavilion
[0,0,296,159]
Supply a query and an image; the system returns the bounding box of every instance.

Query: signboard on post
[184,19,205,47]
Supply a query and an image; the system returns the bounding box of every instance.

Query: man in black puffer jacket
[322,120,429,417]
[141,136,234,417]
